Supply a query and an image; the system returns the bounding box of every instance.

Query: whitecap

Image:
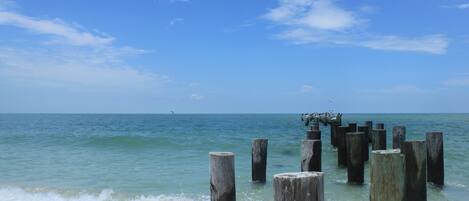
[0,187,209,201]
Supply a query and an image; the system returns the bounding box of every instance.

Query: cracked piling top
[274,172,324,179]
[372,149,401,155]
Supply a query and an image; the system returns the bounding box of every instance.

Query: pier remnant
[301,140,322,171]
[365,121,373,143]
[370,149,405,201]
[346,132,365,184]
[330,123,339,147]
[376,123,384,130]
[392,126,406,149]
[337,126,348,167]
[348,123,357,133]
[273,172,324,201]
[210,152,236,201]
[426,132,444,186]
[252,139,268,182]
[358,126,369,161]
[307,129,321,140]
[371,129,387,150]
[311,122,320,131]
[402,141,427,201]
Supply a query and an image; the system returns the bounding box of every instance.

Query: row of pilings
[209,120,444,201]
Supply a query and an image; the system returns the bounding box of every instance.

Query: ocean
[0,114,468,201]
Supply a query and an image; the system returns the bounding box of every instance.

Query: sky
[0,0,468,113]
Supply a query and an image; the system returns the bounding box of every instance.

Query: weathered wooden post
[371,129,386,150]
[370,149,405,201]
[301,140,321,171]
[402,141,427,201]
[348,122,357,132]
[376,123,384,129]
[392,126,406,149]
[273,172,324,201]
[358,126,369,161]
[306,129,321,140]
[252,139,268,183]
[210,152,236,201]
[426,132,444,186]
[330,123,338,147]
[337,126,348,167]
[346,132,365,184]
[365,121,373,143]
[311,122,320,131]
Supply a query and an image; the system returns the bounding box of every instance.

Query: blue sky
[0,0,468,113]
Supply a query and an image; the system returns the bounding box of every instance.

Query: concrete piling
[371,129,386,150]
[346,132,365,184]
[370,149,405,201]
[358,126,369,161]
[252,139,268,183]
[273,172,324,201]
[301,140,322,172]
[392,126,406,149]
[306,129,321,140]
[402,141,427,201]
[210,152,236,201]
[426,132,444,186]
[337,126,348,167]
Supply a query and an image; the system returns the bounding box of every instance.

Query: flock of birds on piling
[301,112,343,126]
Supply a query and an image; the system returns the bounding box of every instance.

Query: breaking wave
[0,187,209,201]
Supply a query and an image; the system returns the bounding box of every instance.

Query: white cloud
[0,11,114,46]
[359,85,428,94]
[0,47,168,91]
[301,84,313,93]
[361,35,448,54]
[264,0,448,54]
[169,18,184,26]
[190,93,204,100]
[169,0,190,3]
[0,4,167,92]
[457,3,469,9]
[298,0,357,30]
[188,82,200,87]
[264,0,358,31]
[443,78,469,87]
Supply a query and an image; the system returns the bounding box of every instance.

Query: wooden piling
[371,129,386,150]
[392,126,406,149]
[210,152,236,201]
[252,139,268,183]
[311,122,320,131]
[306,130,321,140]
[426,132,444,186]
[346,132,365,184]
[337,126,348,167]
[348,122,357,132]
[402,141,427,201]
[330,123,338,147]
[301,140,322,172]
[273,172,324,201]
[358,126,369,161]
[370,149,405,201]
[365,121,373,143]
[376,123,384,129]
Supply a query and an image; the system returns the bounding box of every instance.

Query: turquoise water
[0,114,468,201]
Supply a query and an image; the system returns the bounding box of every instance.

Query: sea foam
[0,187,209,201]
